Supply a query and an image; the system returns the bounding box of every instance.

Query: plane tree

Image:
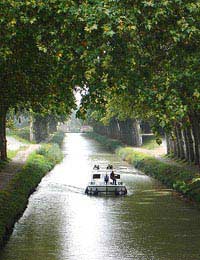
[0,0,79,160]
[78,0,200,135]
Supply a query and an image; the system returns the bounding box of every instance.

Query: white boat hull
[85,184,127,196]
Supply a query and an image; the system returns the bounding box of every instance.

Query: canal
[1,133,200,260]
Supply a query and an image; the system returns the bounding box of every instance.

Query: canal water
[1,133,200,260]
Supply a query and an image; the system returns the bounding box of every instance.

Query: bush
[37,143,63,164]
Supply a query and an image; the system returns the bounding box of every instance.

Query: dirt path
[7,136,27,151]
[0,144,40,190]
[132,145,166,158]
[132,145,199,173]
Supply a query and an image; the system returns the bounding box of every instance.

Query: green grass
[0,160,7,172]
[0,142,63,248]
[7,146,27,160]
[117,146,200,201]
[7,150,18,159]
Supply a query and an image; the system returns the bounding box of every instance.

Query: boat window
[93,174,101,179]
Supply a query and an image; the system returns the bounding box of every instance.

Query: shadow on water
[1,133,200,260]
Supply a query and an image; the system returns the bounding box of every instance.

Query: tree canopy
[0,0,200,159]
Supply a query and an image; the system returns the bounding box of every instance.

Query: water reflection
[1,133,200,260]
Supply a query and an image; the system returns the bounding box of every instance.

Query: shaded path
[7,136,27,151]
[132,145,199,173]
[0,143,40,190]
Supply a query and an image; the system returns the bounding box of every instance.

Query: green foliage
[86,132,123,151]
[76,0,200,136]
[118,146,200,200]
[9,127,30,141]
[37,143,63,165]
[1,0,200,159]
[7,150,18,160]
[117,147,151,165]
[0,142,63,247]
[141,135,161,150]
[7,128,32,144]
[0,160,7,172]
[48,131,65,147]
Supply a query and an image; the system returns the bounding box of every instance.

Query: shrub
[37,143,63,164]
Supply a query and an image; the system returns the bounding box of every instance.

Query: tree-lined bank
[87,132,200,204]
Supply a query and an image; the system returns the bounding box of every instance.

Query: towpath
[0,137,40,190]
[132,143,199,173]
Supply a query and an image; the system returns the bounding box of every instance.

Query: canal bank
[2,133,200,260]
[87,132,200,204]
[0,132,64,249]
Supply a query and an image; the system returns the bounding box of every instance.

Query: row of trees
[93,118,142,147]
[77,1,200,165]
[30,114,58,143]
[1,1,199,165]
[0,0,134,160]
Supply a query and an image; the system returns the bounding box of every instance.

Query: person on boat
[106,164,113,169]
[93,165,100,170]
[110,170,116,185]
[104,174,109,185]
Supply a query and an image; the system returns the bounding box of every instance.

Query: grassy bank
[87,132,200,203]
[86,132,123,151]
[0,133,64,248]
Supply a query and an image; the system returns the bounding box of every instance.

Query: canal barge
[85,168,127,196]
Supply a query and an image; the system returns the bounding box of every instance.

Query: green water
[0,133,200,260]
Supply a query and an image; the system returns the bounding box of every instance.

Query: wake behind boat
[85,165,127,196]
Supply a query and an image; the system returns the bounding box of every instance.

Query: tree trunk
[132,119,142,146]
[175,124,185,159]
[0,108,7,161]
[190,113,200,166]
[171,129,178,158]
[140,121,152,134]
[30,114,49,143]
[183,127,195,163]
[183,128,190,161]
[166,134,171,154]
[118,119,141,146]
[48,116,57,134]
